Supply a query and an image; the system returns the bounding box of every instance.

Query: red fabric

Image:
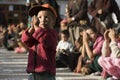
[22,27,57,75]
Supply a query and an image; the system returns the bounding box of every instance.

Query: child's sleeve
[110,41,120,58]
[101,41,111,57]
[21,29,36,47]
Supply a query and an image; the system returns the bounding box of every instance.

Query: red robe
[22,27,57,75]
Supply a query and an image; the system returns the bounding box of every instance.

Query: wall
[57,0,68,18]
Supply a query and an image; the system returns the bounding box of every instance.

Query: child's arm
[101,40,110,57]
[83,31,94,60]
[21,16,39,47]
[56,41,60,53]
[109,29,120,58]
[110,41,120,58]
[102,29,111,56]
[21,29,37,47]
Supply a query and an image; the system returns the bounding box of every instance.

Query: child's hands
[28,15,40,35]
[108,29,116,42]
[74,66,81,73]
[32,15,39,26]
[67,17,73,23]
[83,31,89,43]
[28,15,36,35]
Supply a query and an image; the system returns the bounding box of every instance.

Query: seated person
[74,27,104,75]
[98,27,120,79]
[56,30,74,67]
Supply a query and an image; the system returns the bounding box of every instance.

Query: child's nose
[41,16,46,21]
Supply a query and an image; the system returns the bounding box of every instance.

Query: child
[56,30,74,67]
[74,27,104,75]
[56,30,73,54]
[98,26,120,79]
[22,4,57,80]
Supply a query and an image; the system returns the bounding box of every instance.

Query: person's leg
[28,73,34,80]
[33,72,55,80]
[56,52,68,68]
[93,55,102,72]
[68,27,75,45]
[74,26,80,41]
[108,66,120,79]
[98,56,110,78]
[68,53,80,72]
[98,56,120,79]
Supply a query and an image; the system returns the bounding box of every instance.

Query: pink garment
[22,27,57,75]
[93,35,104,55]
[98,56,120,78]
[14,47,27,53]
[98,40,120,79]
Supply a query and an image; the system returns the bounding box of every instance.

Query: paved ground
[0,48,104,80]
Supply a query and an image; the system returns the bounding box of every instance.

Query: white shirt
[56,40,74,52]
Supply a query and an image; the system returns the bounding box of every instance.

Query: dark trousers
[68,53,80,72]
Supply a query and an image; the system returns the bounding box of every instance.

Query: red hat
[28,4,57,17]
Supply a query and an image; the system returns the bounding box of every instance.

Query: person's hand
[82,31,89,43]
[28,15,38,35]
[67,17,73,23]
[75,40,80,49]
[31,15,40,30]
[74,66,81,73]
[108,29,116,42]
[32,15,39,27]
[98,9,102,14]
[104,29,110,41]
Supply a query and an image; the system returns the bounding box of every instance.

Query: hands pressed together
[104,29,116,42]
[28,15,40,35]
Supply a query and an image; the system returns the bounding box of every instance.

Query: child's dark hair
[83,26,98,33]
[79,25,89,32]
[78,25,98,34]
[60,30,70,38]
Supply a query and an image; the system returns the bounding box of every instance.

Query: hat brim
[28,5,46,17]
[28,4,57,17]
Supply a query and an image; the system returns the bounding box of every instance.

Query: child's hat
[28,4,57,17]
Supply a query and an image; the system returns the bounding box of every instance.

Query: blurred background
[0,0,119,26]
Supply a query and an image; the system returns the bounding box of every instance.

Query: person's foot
[101,70,108,79]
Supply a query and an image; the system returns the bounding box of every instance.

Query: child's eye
[38,16,41,18]
[45,16,48,19]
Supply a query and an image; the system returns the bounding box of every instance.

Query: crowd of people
[0,22,28,53]
[57,0,120,80]
[0,0,120,80]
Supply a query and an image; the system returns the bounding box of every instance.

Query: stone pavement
[0,48,104,80]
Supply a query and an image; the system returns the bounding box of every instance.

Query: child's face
[37,10,55,28]
[86,29,97,42]
[61,33,68,41]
